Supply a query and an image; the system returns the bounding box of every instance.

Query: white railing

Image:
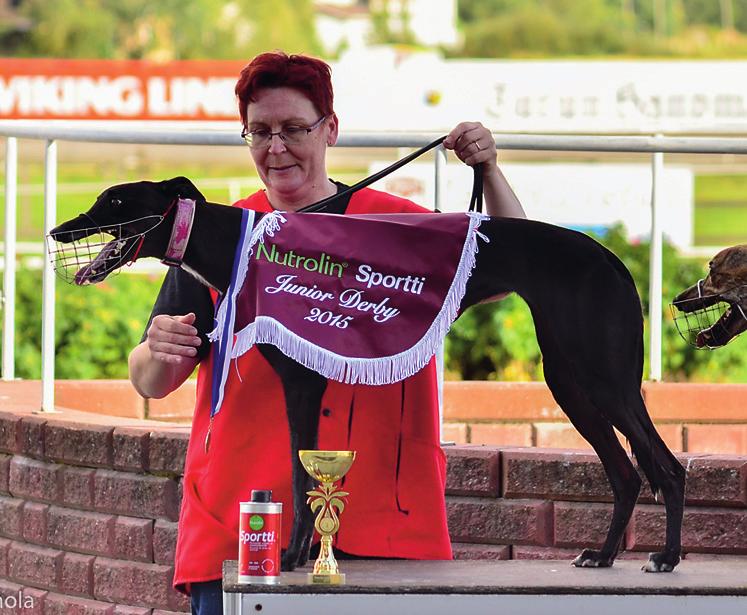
[2,122,747,412]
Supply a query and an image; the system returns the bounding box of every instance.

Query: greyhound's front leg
[257,344,327,571]
[282,424,320,570]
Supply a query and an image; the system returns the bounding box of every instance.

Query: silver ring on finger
[473,140,482,151]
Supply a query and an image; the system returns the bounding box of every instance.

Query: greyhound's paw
[572,549,613,568]
[280,549,299,572]
[291,547,309,570]
[280,545,310,571]
[642,551,679,573]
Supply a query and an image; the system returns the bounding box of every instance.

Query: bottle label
[238,509,281,579]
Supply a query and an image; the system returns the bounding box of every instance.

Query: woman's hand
[444,121,526,219]
[129,312,202,398]
[443,121,498,174]
[145,312,202,365]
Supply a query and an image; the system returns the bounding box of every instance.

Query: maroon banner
[209,211,487,387]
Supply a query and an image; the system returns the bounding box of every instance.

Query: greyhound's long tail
[624,394,683,498]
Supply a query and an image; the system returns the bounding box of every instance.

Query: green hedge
[10,270,164,379]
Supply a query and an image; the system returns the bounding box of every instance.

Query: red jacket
[173,187,452,591]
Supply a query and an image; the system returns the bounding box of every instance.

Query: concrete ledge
[222,558,747,595]
[4,381,747,451]
[0,380,195,422]
[443,381,747,454]
[443,382,561,422]
[642,382,747,422]
[443,381,747,423]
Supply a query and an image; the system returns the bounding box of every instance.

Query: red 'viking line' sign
[208,210,487,415]
[0,58,245,121]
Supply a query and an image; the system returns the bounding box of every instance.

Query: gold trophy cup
[298,450,356,585]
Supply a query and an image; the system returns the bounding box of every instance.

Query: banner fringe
[208,211,286,346]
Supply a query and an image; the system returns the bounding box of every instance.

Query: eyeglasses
[241,115,328,149]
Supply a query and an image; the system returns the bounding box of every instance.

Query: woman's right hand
[145,312,202,365]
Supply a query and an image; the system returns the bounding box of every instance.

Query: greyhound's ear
[159,176,204,201]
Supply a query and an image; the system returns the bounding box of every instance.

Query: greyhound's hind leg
[544,368,641,568]
[615,395,685,572]
[581,385,684,572]
[570,419,641,568]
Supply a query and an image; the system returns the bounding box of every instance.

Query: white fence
[2,122,747,412]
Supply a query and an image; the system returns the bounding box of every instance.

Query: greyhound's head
[672,244,747,348]
[49,177,203,285]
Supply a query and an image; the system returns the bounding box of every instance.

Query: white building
[314,0,459,54]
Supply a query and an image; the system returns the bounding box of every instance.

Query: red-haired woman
[129,51,525,615]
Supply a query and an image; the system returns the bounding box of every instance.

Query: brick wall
[1,403,746,610]
[443,382,747,455]
[446,446,747,562]
[0,409,189,614]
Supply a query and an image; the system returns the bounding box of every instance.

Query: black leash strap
[468,166,484,214]
[303,136,484,214]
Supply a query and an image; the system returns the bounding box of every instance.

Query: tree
[458,0,526,24]
[720,0,735,30]
[681,0,745,31]
[457,0,634,57]
[11,0,321,60]
[453,0,747,57]
[16,0,119,58]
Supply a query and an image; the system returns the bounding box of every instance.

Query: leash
[302,136,485,214]
[468,165,484,214]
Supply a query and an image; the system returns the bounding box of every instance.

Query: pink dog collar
[162,198,196,267]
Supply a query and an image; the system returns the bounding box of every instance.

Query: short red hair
[235,51,334,129]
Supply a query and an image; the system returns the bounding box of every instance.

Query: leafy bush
[444,225,747,382]
[454,0,747,58]
[8,270,164,379]
[460,5,629,58]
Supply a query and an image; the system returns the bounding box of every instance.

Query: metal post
[434,145,448,440]
[2,137,18,380]
[228,179,241,205]
[41,140,57,411]
[648,147,664,381]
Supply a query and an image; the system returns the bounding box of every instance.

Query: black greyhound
[50,176,685,573]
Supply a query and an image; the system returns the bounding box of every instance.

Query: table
[222,558,747,615]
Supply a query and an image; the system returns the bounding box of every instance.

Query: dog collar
[162,198,196,267]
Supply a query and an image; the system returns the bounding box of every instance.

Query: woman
[129,51,525,615]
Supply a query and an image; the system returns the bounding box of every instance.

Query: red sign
[0,58,247,121]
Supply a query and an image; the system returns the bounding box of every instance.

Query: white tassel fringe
[208,211,286,345]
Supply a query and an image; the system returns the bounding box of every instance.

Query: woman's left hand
[443,122,497,172]
[444,121,526,219]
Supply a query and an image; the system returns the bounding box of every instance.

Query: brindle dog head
[672,244,747,348]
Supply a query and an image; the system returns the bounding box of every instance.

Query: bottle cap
[250,489,272,503]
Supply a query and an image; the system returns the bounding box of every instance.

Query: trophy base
[308,572,346,585]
